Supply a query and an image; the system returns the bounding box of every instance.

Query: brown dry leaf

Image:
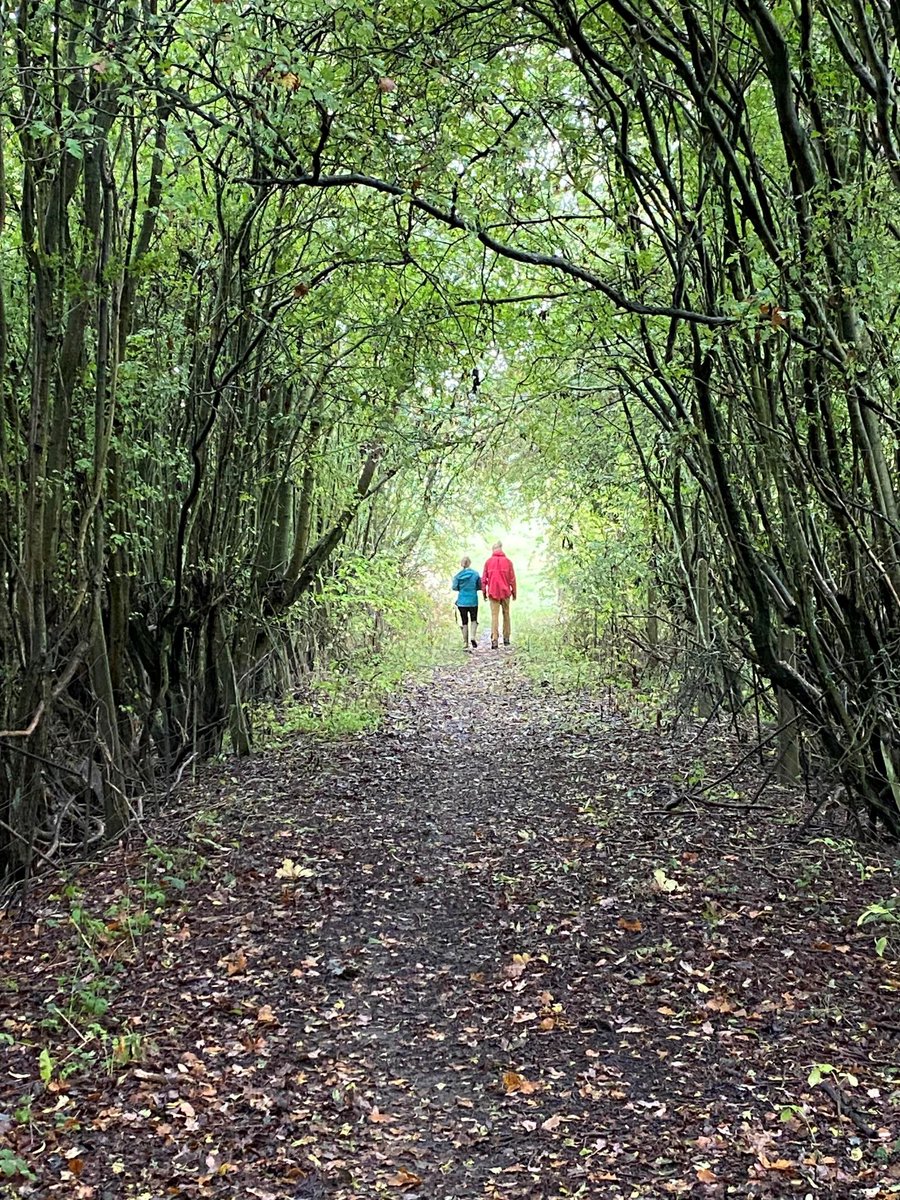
[369,1107,395,1123]
[541,1113,563,1131]
[761,1157,793,1172]
[502,1071,539,1095]
[696,1167,717,1184]
[387,1168,421,1188]
[219,948,247,976]
[618,917,643,932]
[539,1017,555,1031]
[511,1010,537,1024]
[704,995,734,1013]
[256,1004,277,1024]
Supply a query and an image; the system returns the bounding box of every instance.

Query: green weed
[858,897,899,958]
[0,1148,35,1182]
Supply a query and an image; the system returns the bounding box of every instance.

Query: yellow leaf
[275,858,314,880]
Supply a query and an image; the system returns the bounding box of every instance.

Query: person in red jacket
[481,541,517,649]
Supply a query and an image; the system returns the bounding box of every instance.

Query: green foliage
[5,0,900,873]
[858,898,900,959]
[37,1047,54,1085]
[28,839,203,1107]
[256,557,447,742]
[0,1148,35,1182]
[515,618,607,696]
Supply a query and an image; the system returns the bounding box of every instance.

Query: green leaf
[38,1047,53,1084]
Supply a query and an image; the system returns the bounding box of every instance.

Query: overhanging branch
[240,171,735,328]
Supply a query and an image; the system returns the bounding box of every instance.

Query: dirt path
[2,652,900,1198]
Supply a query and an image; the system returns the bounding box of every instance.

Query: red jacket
[482,550,517,601]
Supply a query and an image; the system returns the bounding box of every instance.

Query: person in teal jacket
[451,556,482,651]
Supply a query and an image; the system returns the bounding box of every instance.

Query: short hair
[492,540,503,550]
[460,555,471,567]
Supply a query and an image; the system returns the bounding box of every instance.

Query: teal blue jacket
[452,567,482,607]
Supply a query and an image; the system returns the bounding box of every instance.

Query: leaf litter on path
[1,650,899,1198]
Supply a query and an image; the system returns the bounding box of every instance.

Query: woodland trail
[2,651,900,1199]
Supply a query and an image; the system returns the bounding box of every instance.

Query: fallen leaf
[256,1005,277,1024]
[387,1168,421,1188]
[502,1071,539,1095]
[652,867,681,893]
[618,918,643,932]
[369,1107,396,1123]
[696,1167,717,1184]
[759,1155,793,1171]
[275,858,314,880]
[218,948,247,975]
[541,1113,563,1131]
[511,1010,537,1024]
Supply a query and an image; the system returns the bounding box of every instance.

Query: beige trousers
[489,597,511,643]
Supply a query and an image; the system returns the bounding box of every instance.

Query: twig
[0,815,58,869]
[662,788,777,814]
[0,738,87,779]
[0,645,88,740]
[698,713,802,796]
[818,1079,876,1138]
[0,703,45,738]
